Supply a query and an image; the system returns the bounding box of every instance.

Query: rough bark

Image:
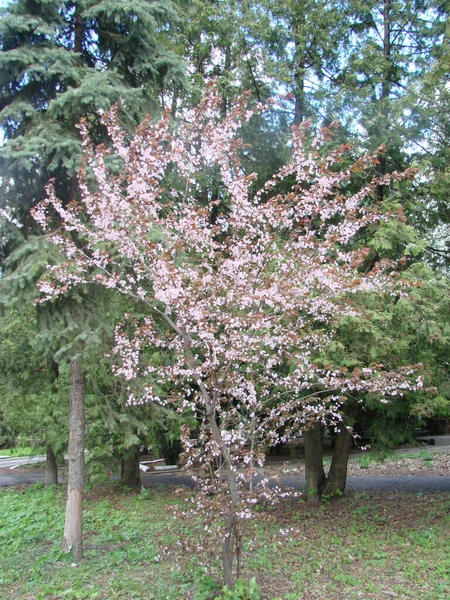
[382,0,392,100]
[292,11,306,126]
[45,444,58,485]
[304,422,326,504]
[222,512,237,589]
[63,358,85,562]
[377,0,392,200]
[321,404,357,498]
[120,445,141,488]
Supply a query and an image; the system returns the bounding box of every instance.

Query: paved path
[0,469,47,487]
[140,472,450,493]
[2,446,450,493]
[2,465,450,493]
[0,455,46,469]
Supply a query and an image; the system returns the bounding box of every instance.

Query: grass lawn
[0,446,36,457]
[1,483,449,599]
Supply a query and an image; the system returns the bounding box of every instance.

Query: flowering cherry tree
[35,85,421,586]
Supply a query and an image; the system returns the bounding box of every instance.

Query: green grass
[0,445,37,457]
[347,448,436,469]
[1,484,450,599]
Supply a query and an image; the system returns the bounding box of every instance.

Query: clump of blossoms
[34,84,421,587]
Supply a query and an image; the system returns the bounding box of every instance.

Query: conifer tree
[0,0,185,250]
[339,1,447,169]
[0,0,186,561]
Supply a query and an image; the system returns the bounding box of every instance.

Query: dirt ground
[263,446,450,478]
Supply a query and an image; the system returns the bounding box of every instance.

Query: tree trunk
[376,0,392,201]
[63,358,85,562]
[321,404,357,498]
[292,11,306,126]
[180,333,240,588]
[205,405,239,589]
[304,422,326,504]
[293,62,306,126]
[45,444,58,485]
[74,7,83,55]
[220,45,232,117]
[222,512,237,590]
[382,0,392,100]
[120,445,141,488]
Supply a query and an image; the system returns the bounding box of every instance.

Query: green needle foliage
[0,0,186,253]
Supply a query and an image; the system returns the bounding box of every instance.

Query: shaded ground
[1,447,450,492]
[263,445,450,478]
[1,484,450,599]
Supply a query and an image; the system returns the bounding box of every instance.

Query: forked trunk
[120,445,141,488]
[45,444,58,485]
[63,358,85,562]
[304,422,326,504]
[322,403,357,498]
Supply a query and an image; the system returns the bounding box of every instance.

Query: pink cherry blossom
[34,85,420,586]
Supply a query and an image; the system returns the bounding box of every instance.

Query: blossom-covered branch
[34,84,421,585]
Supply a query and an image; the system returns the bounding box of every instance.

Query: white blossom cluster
[34,84,420,576]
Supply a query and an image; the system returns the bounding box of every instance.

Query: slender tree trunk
[293,12,306,126]
[220,45,232,117]
[377,0,392,200]
[63,358,85,562]
[120,445,141,488]
[382,0,392,100]
[321,404,357,498]
[304,422,326,504]
[74,7,83,55]
[45,444,58,485]
[293,63,306,126]
[205,407,239,589]
[222,512,237,589]
[179,331,240,588]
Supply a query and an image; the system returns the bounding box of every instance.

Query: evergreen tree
[0,302,69,484]
[413,8,450,269]
[340,1,447,168]
[1,0,187,559]
[0,0,185,256]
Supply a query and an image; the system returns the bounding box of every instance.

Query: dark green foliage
[0,0,449,477]
[0,304,69,453]
[0,0,186,257]
[334,266,450,447]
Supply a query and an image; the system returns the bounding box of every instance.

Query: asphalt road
[1,464,450,493]
[0,455,47,469]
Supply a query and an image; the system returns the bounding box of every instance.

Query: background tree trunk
[120,445,141,488]
[321,404,357,498]
[293,13,306,126]
[304,422,326,504]
[63,358,85,562]
[45,444,58,485]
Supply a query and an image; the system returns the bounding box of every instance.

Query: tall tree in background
[0,0,185,253]
[341,1,447,167]
[174,0,353,125]
[0,0,186,561]
[257,0,352,126]
[413,7,450,268]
